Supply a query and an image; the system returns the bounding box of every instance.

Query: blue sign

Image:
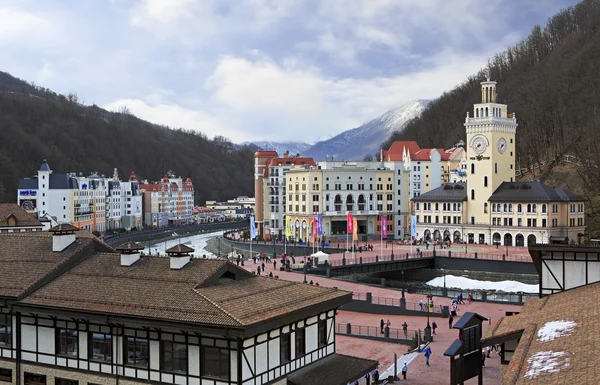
[411,215,417,237]
[317,214,323,235]
[19,190,37,196]
[250,216,256,240]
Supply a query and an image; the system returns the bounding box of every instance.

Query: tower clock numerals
[497,138,507,154]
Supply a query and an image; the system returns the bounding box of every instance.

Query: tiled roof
[0,231,103,298]
[166,244,195,254]
[412,182,468,202]
[20,253,351,329]
[115,241,145,252]
[49,223,79,233]
[0,204,43,227]
[287,353,378,385]
[482,282,600,384]
[264,157,316,177]
[18,178,38,190]
[489,181,585,202]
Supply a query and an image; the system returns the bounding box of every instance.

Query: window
[125,337,149,367]
[55,379,78,385]
[161,340,187,373]
[471,164,475,174]
[318,319,328,348]
[295,328,305,357]
[280,333,291,363]
[0,368,11,382]
[484,176,488,187]
[495,163,498,174]
[471,189,475,200]
[0,314,10,347]
[24,373,46,385]
[89,333,112,362]
[56,329,78,357]
[201,346,229,379]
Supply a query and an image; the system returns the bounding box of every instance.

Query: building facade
[0,228,375,385]
[0,204,44,233]
[413,79,586,246]
[139,172,194,228]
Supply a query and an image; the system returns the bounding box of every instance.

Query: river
[143,230,223,258]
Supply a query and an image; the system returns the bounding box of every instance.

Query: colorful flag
[317,214,323,235]
[285,216,292,237]
[347,213,353,233]
[250,216,256,239]
[313,218,318,242]
[382,216,387,239]
[352,217,358,241]
[411,215,417,237]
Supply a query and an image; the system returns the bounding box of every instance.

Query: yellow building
[412,79,586,246]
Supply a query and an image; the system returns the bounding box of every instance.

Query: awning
[287,353,378,385]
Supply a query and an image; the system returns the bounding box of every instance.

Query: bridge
[297,251,536,278]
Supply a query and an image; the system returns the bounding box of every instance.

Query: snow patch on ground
[144,230,223,258]
[525,351,570,378]
[426,275,538,293]
[537,320,576,342]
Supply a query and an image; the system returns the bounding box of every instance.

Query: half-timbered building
[0,226,376,385]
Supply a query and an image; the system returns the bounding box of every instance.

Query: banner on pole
[347,213,353,233]
[352,217,358,241]
[285,216,292,237]
[382,216,387,239]
[250,216,256,239]
[411,215,417,237]
[317,214,323,235]
[313,218,318,242]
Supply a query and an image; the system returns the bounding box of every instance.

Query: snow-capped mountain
[303,99,430,161]
[240,141,313,157]
[241,100,429,160]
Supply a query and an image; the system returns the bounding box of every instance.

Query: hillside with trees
[0,72,256,204]
[384,0,600,237]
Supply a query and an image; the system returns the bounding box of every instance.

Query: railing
[336,323,417,341]
[410,287,536,305]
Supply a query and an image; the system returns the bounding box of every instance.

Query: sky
[0,0,579,143]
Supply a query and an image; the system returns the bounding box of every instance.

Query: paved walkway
[239,261,521,384]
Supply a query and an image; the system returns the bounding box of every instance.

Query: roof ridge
[193,288,244,326]
[214,280,298,304]
[68,271,198,284]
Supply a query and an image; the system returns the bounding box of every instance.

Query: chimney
[116,242,145,266]
[48,224,79,252]
[166,244,195,269]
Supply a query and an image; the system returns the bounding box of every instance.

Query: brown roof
[20,253,351,331]
[482,282,600,384]
[0,203,43,228]
[49,223,79,233]
[115,241,145,252]
[0,231,109,298]
[165,244,195,254]
[287,353,378,385]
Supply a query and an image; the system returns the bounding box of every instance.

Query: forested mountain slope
[0,72,255,204]
[384,0,600,237]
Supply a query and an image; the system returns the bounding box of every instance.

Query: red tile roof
[264,157,316,177]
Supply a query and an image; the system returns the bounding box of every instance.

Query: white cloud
[0,6,57,43]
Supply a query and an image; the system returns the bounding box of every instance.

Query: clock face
[470,135,488,154]
[498,138,507,154]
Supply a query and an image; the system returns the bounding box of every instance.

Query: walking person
[401,362,408,380]
[432,321,437,335]
[424,346,432,366]
[380,319,385,334]
[419,299,424,311]
[273,260,277,270]
[402,321,408,338]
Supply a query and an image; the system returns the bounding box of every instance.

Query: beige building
[412,79,586,246]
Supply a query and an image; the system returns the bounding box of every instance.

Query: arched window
[509,204,513,212]
[453,203,457,211]
[484,176,488,187]
[476,109,479,117]
[518,204,522,213]
[435,203,439,211]
[491,204,495,212]
[533,204,537,213]
[504,204,508,212]
[416,203,420,210]
[484,203,488,213]
[527,204,531,213]
[471,163,475,174]
[542,204,547,213]
[485,107,489,117]
[471,189,475,200]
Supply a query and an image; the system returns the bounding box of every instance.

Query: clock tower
[465,79,518,226]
